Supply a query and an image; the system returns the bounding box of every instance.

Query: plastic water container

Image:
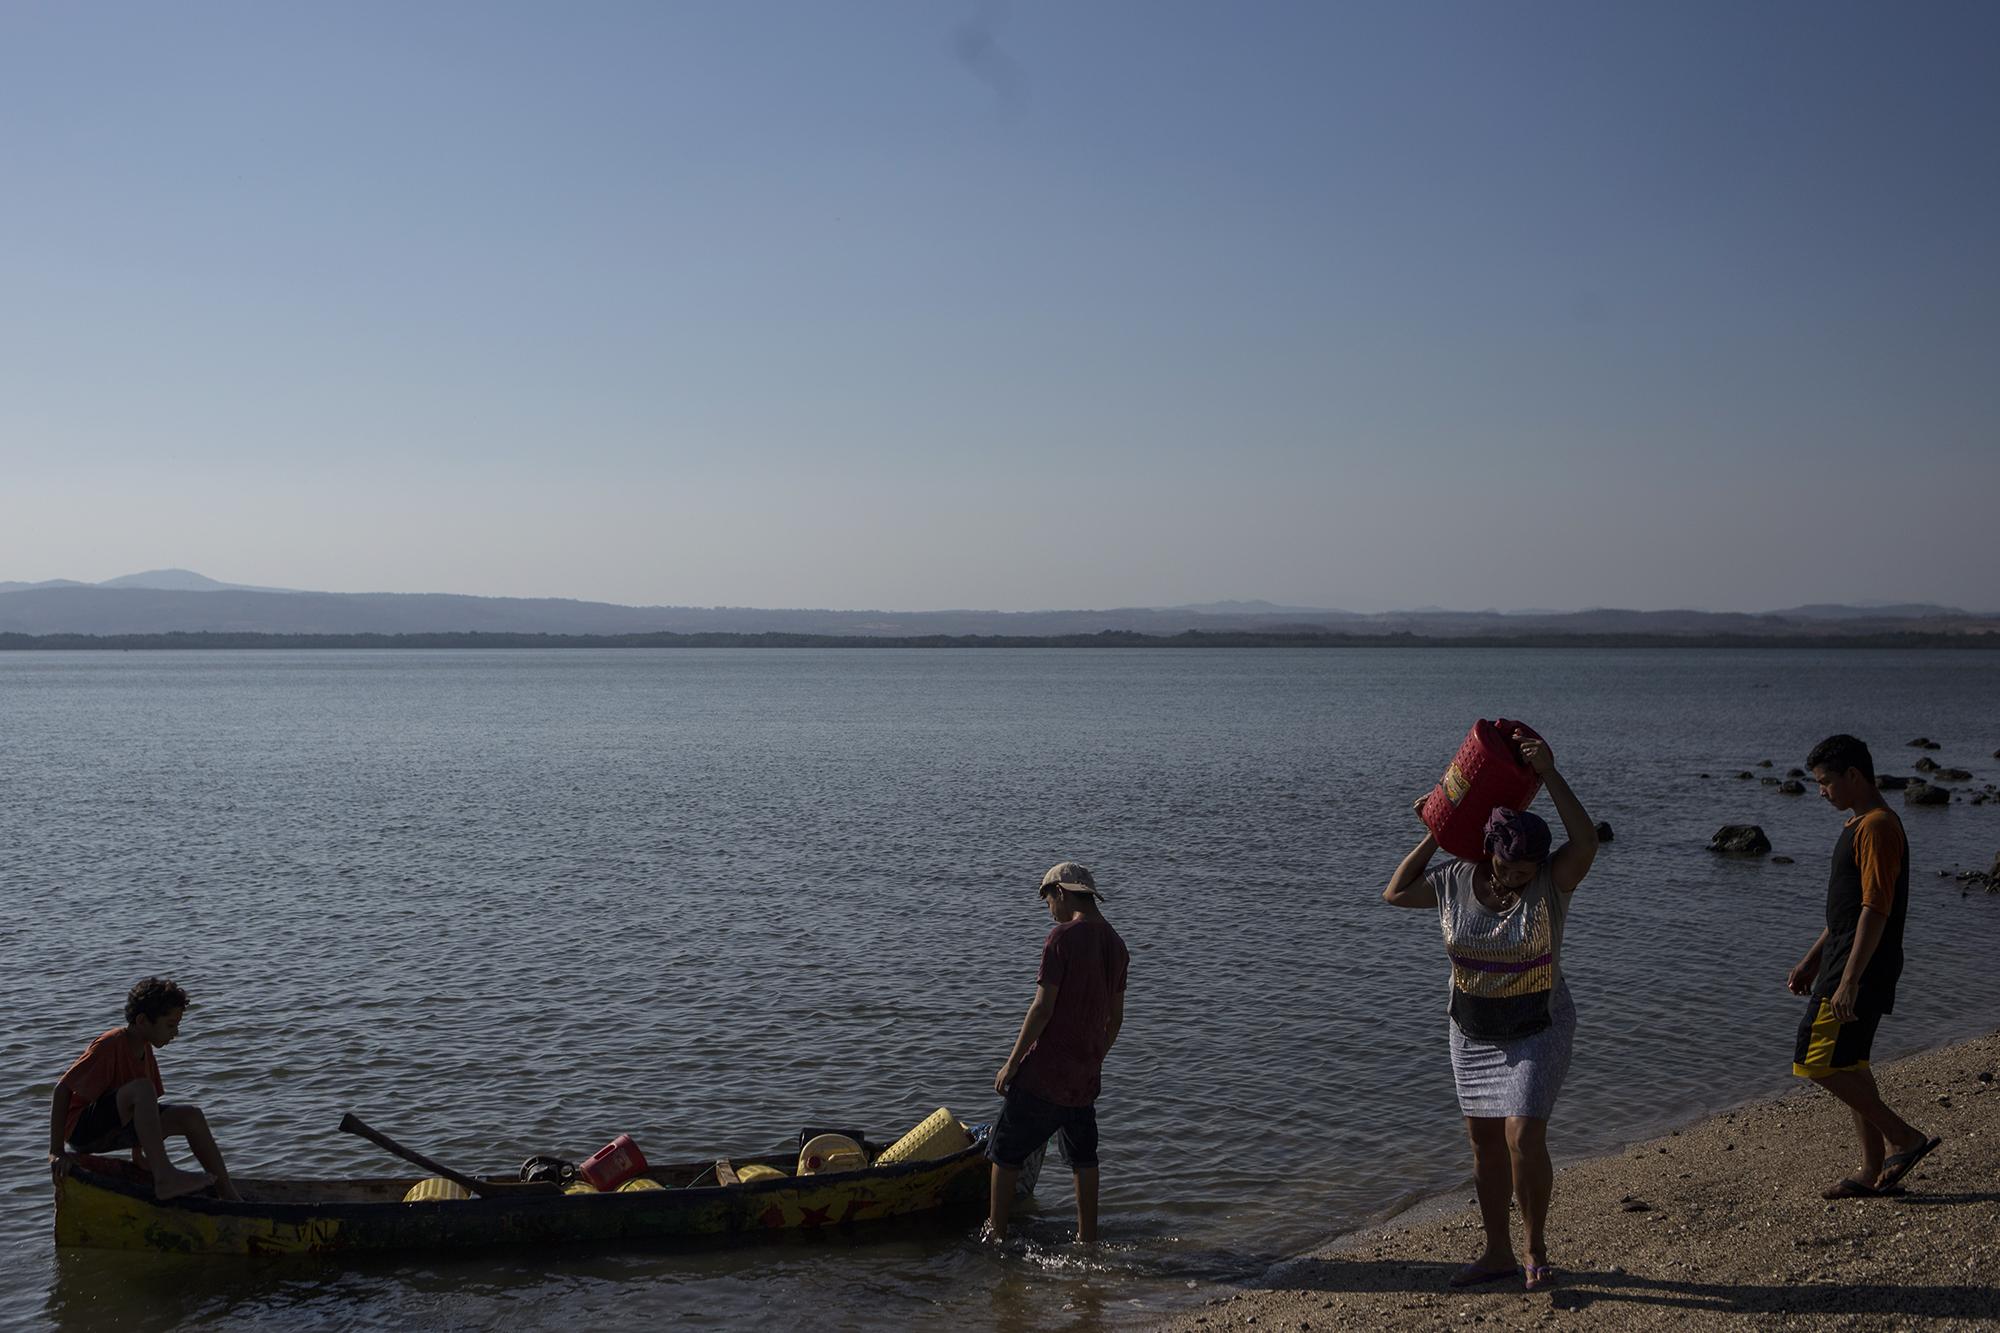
[577,1135,648,1193]
[874,1108,972,1166]
[401,1177,472,1203]
[1420,719,1544,860]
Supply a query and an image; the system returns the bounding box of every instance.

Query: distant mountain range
[0,570,1993,639]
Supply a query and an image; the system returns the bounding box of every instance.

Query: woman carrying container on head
[1382,732,1598,1294]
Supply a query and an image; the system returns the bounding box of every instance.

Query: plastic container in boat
[874,1108,971,1166]
[577,1134,648,1193]
[401,1177,472,1203]
[1420,719,1544,860]
[796,1134,868,1176]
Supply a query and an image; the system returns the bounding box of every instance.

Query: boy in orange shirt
[48,977,238,1201]
[1788,735,1939,1199]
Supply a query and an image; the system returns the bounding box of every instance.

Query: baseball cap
[1038,862,1103,899]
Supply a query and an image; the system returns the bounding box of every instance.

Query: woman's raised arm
[1384,830,1442,908]
[1516,733,1599,892]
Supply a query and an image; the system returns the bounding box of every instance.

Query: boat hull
[55,1137,995,1256]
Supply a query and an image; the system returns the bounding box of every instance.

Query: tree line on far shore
[4,630,1999,651]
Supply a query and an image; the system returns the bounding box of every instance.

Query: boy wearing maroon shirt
[988,862,1128,1243]
[48,977,237,1201]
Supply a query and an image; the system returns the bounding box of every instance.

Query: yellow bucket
[797,1134,868,1176]
[874,1108,971,1166]
[618,1177,665,1192]
[735,1163,788,1184]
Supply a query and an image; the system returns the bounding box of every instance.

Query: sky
[3,1,1996,613]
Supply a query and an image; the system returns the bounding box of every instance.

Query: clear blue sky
[4,1,1995,611]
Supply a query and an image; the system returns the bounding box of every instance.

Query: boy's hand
[1830,979,1862,1023]
[1786,956,1819,995]
[49,1152,71,1185]
[1514,732,1554,776]
[993,1060,1018,1096]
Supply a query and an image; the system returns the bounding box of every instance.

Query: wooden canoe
[55,1128,1006,1256]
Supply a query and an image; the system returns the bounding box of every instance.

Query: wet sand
[1158,1029,2000,1331]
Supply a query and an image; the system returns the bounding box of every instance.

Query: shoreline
[1156,1028,2000,1330]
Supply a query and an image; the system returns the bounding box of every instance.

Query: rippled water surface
[4,648,1997,1331]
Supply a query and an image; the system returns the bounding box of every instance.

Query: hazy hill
[2,573,1995,639]
[93,568,295,593]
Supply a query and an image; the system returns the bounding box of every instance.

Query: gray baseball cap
[1038,862,1103,899]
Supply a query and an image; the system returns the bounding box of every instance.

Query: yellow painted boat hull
[55,1130,996,1256]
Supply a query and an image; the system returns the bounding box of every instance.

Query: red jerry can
[578,1134,648,1192]
[1419,718,1544,860]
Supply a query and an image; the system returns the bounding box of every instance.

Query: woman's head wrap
[1483,806,1552,864]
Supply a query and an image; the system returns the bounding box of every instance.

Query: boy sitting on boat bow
[49,977,239,1201]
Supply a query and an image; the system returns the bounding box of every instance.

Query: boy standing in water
[987,862,1128,1243]
[49,977,239,1201]
[1789,734,1940,1199]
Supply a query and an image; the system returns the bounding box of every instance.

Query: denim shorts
[987,1086,1098,1169]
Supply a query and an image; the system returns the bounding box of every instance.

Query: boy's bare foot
[153,1165,214,1200]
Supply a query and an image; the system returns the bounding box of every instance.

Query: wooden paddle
[339,1113,561,1197]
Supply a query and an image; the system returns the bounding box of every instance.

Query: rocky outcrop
[1915,757,1941,773]
[1877,774,1912,790]
[1709,825,1772,856]
[1908,737,1942,749]
[1905,781,1952,806]
[1937,767,1973,782]
[1779,779,1806,794]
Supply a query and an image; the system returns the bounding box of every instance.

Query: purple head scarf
[1483,806,1552,864]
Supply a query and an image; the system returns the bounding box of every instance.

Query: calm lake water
[3,648,1997,1332]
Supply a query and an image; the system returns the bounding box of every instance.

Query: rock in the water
[1761,776,1781,786]
[1756,759,1774,768]
[1915,757,1941,773]
[1736,771,1755,780]
[1937,767,1973,782]
[1877,774,1911,790]
[1771,855,1796,864]
[1905,781,1952,806]
[1710,825,1772,856]
[1594,820,1614,842]
[1787,768,1806,778]
[1908,737,1942,749]
[1779,780,1806,794]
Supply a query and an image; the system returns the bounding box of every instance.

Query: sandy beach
[1158,1029,2000,1332]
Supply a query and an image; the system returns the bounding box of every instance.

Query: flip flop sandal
[1822,1176,1904,1200]
[1874,1135,1941,1191]
[1524,1264,1557,1292]
[1448,1263,1520,1288]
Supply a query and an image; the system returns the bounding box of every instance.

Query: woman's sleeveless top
[1431,860,1569,1041]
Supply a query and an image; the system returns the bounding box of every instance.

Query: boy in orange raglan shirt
[1787,734,1940,1200]
[49,977,238,1201]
